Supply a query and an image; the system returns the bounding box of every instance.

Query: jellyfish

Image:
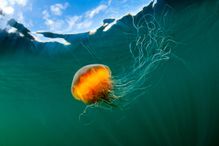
[71,5,176,112]
[71,64,115,105]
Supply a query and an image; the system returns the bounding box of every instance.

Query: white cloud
[44,19,65,32]
[10,0,27,6]
[0,0,27,8]
[41,0,113,33]
[0,0,30,29]
[42,14,92,33]
[42,2,101,33]
[3,6,14,15]
[42,9,65,32]
[86,4,108,19]
[66,16,81,29]
[77,20,93,29]
[42,10,50,19]
[50,2,69,16]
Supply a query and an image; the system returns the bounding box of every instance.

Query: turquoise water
[0,1,219,145]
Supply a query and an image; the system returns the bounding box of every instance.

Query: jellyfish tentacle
[109,6,176,107]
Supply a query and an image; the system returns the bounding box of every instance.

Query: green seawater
[0,1,219,146]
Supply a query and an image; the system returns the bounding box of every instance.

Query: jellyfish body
[71,64,113,104]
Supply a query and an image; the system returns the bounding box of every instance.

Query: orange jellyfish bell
[71,64,113,104]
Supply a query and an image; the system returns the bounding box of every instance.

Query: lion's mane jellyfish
[71,64,115,105]
[71,5,176,111]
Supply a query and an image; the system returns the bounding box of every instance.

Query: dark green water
[0,1,219,145]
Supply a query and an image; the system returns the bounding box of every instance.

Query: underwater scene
[0,0,219,145]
